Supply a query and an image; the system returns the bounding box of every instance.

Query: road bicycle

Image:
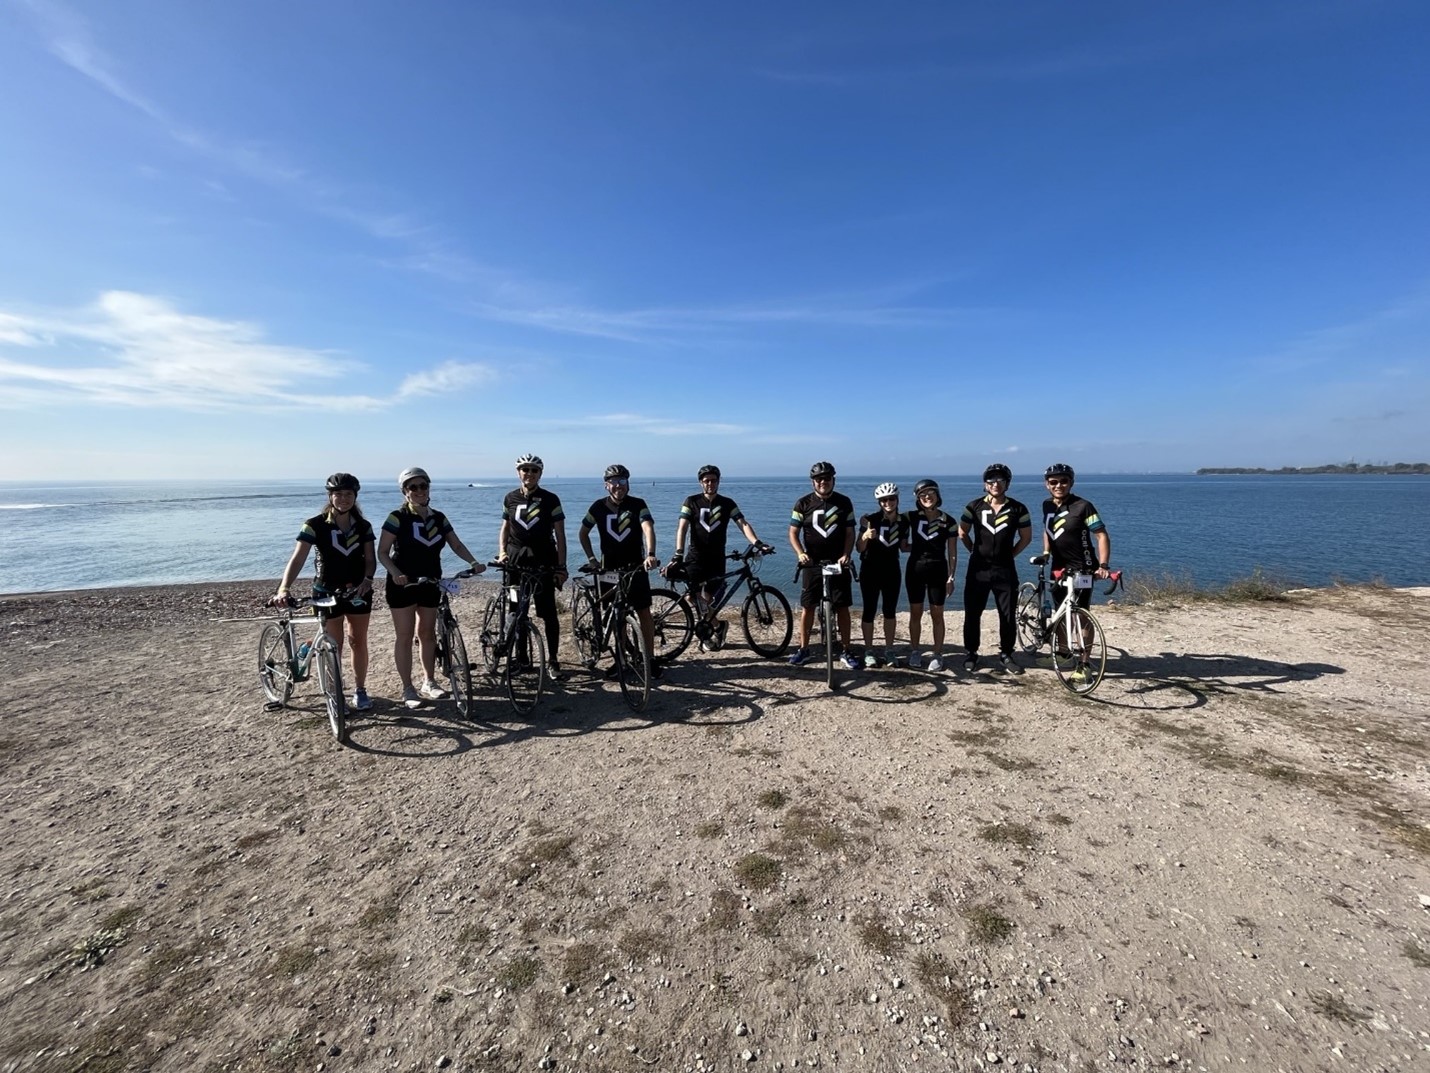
[795,559,858,691]
[404,567,480,717]
[568,563,653,712]
[1015,555,1124,695]
[654,544,793,661]
[258,590,351,745]
[476,560,552,716]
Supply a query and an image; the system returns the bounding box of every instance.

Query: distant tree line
[1197,462,1430,475]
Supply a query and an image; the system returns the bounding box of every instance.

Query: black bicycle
[654,544,792,661]
[569,564,653,712]
[476,561,551,716]
[796,559,857,691]
[403,567,480,717]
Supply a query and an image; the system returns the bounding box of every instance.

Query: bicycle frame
[572,564,652,711]
[1017,556,1120,695]
[796,559,855,690]
[258,591,348,743]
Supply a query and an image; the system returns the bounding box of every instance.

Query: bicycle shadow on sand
[1088,646,1345,713]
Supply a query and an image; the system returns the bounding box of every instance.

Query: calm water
[3,475,1428,607]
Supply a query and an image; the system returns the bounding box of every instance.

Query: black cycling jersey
[858,511,906,569]
[904,509,956,561]
[298,512,375,590]
[960,495,1031,565]
[581,495,653,569]
[791,491,855,561]
[1043,494,1106,572]
[680,493,746,560]
[502,488,565,564]
[381,505,454,579]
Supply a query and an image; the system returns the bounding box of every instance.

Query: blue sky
[1,0,1426,480]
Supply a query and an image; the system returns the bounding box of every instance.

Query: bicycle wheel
[1015,583,1044,654]
[476,596,503,680]
[741,586,793,657]
[443,612,475,718]
[648,587,694,662]
[1051,606,1107,696]
[617,613,651,713]
[822,596,835,690]
[504,618,548,716]
[314,640,348,744]
[570,587,601,667]
[258,624,295,705]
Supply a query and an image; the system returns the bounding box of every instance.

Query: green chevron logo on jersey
[979,508,1010,535]
[811,508,840,538]
[605,512,634,542]
[329,529,363,556]
[1046,509,1069,540]
[699,506,723,532]
[514,501,543,530]
[411,519,444,547]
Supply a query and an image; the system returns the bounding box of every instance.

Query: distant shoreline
[1197,464,1429,475]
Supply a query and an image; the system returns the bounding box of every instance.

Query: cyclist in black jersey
[269,472,377,710]
[1041,462,1112,606]
[378,467,485,708]
[958,463,1032,674]
[497,453,569,679]
[578,464,662,676]
[787,461,858,670]
[856,482,905,667]
[673,465,762,625]
[902,479,958,672]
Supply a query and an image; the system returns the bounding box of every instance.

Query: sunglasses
[405,482,431,492]
[606,478,630,488]
[985,478,1007,485]
[518,466,541,474]
[1046,478,1070,486]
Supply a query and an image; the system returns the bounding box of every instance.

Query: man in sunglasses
[579,464,661,675]
[959,463,1032,674]
[1042,463,1112,608]
[497,453,569,680]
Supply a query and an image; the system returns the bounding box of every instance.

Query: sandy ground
[1,580,1428,1073]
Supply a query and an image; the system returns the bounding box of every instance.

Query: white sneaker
[419,679,449,700]
[907,651,923,669]
[927,656,943,672]
[402,685,422,709]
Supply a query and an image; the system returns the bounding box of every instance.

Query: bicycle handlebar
[729,543,777,562]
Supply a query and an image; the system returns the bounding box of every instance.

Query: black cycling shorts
[800,562,853,611]
[905,557,950,608]
[385,577,441,610]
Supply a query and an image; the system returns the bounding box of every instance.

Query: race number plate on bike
[596,572,621,584]
[1071,574,1094,590]
[821,563,844,576]
[506,586,520,603]
[439,579,461,594]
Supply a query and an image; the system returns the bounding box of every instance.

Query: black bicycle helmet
[809,460,836,480]
[1044,462,1075,481]
[983,463,1012,484]
[913,478,942,506]
[603,463,631,481]
[325,472,360,493]
[697,465,721,481]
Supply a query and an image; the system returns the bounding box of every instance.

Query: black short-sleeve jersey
[790,492,855,561]
[960,495,1031,565]
[680,494,746,559]
[502,488,565,564]
[904,509,957,561]
[381,505,455,578]
[858,511,906,569]
[1042,494,1107,571]
[298,512,375,589]
[581,495,653,569]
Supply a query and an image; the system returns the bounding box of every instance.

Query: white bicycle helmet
[516,453,543,469]
[874,482,899,499]
[398,466,430,490]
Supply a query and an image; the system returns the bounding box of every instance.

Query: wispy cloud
[541,413,751,437]
[0,292,494,413]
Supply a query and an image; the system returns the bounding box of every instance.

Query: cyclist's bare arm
[944,532,959,592]
[674,516,691,557]
[1094,530,1112,579]
[444,532,484,573]
[377,530,405,586]
[1012,523,1032,559]
[553,520,569,574]
[788,524,809,563]
[272,540,312,604]
[839,526,854,566]
[640,518,658,570]
[496,518,511,560]
[738,518,760,546]
[578,523,597,566]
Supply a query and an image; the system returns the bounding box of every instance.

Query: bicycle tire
[504,618,548,716]
[443,612,475,718]
[741,586,793,657]
[617,613,651,713]
[570,587,601,667]
[1015,583,1044,654]
[476,596,503,680]
[1051,606,1107,696]
[314,640,348,744]
[648,587,694,662]
[823,595,835,690]
[258,623,296,705]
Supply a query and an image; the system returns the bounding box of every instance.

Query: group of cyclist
[786,459,1112,674]
[269,455,1111,709]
